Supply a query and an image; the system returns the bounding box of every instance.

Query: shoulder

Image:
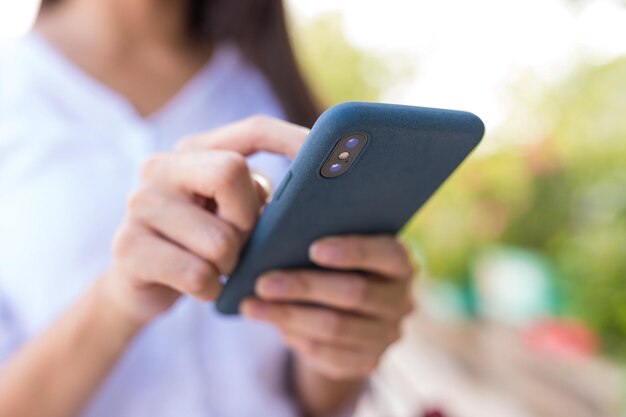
[0,36,87,188]
[0,35,46,113]
[0,35,70,145]
[0,34,83,148]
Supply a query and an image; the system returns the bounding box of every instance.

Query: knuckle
[404,296,417,315]
[243,114,271,133]
[112,225,139,259]
[342,276,368,307]
[389,301,410,322]
[278,305,295,325]
[404,263,416,279]
[387,326,402,344]
[361,357,380,375]
[141,153,168,180]
[181,260,214,295]
[396,240,417,278]
[216,152,249,189]
[319,310,342,337]
[206,223,241,264]
[127,188,162,213]
[325,366,347,380]
[401,263,415,280]
[127,190,147,212]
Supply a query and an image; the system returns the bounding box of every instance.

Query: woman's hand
[103,116,309,325]
[241,235,416,380]
[0,116,309,417]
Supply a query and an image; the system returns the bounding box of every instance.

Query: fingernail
[257,272,288,296]
[310,240,342,263]
[243,300,269,319]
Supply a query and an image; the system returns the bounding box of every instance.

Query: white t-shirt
[0,33,298,417]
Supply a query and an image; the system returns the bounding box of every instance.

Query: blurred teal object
[471,246,560,327]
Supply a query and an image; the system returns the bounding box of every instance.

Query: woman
[0,1,415,416]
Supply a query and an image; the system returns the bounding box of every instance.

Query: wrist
[295,355,366,384]
[94,274,147,340]
[292,355,365,417]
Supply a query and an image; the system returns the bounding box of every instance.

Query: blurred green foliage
[293,13,626,360]
[544,58,626,358]
[293,12,412,108]
[405,58,626,360]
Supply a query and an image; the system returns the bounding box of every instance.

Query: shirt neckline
[25,31,238,127]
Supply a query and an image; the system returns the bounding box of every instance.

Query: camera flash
[338,152,350,160]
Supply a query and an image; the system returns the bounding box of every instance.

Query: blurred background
[1,0,625,416]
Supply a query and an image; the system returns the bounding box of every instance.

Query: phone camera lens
[321,133,367,178]
[329,163,342,173]
[346,138,360,149]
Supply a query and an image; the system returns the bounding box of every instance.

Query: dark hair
[40,0,320,127]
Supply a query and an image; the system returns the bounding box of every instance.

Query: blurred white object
[0,0,41,38]
[474,248,555,326]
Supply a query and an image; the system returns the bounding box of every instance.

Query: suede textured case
[216,102,484,315]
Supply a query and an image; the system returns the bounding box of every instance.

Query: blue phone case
[216,102,484,314]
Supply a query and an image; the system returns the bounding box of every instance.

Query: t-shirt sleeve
[0,112,24,364]
[0,285,24,365]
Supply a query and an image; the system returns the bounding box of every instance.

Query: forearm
[0,278,142,417]
[293,357,365,417]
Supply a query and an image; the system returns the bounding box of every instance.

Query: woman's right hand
[102,116,309,325]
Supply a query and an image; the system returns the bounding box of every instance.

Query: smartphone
[216,102,484,314]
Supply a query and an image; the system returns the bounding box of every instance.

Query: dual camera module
[320,133,368,178]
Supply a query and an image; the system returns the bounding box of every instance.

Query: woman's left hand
[241,235,415,380]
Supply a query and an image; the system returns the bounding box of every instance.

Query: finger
[142,151,261,233]
[241,299,399,350]
[176,115,309,159]
[255,270,409,320]
[282,333,380,380]
[113,223,222,301]
[128,188,243,274]
[309,235,414,280]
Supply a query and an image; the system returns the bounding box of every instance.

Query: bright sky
[287,0,626,134]
[2,0,626,134]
